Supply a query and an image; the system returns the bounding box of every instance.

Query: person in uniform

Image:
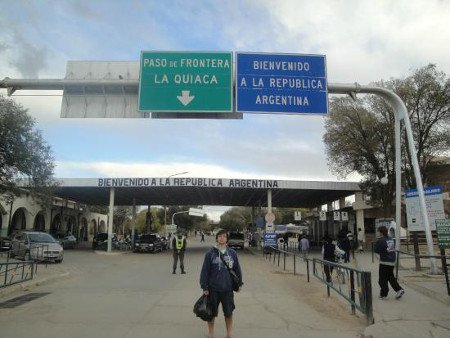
[172,231,187,274]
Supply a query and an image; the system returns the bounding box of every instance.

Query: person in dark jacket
[322,235,336,283]
[339,236,352,263]
[200,229,243,338]
[374,225,404,300]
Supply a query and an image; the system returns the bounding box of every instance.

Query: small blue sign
[236,53,328,114]
[405,185,443,198]
[264,232,277,247]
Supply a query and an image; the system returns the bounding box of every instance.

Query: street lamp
[164,171,189,225]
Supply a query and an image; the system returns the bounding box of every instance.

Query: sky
[1,0,449,220]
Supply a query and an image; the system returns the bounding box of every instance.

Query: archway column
[107,187,115,252]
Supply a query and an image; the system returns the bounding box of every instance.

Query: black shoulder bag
[219,251,240,292]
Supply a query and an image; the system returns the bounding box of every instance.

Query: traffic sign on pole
[236,52,328,114]
[139,51,233,112]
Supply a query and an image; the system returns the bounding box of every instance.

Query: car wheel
[55,258,63,264]
[9,250,15,258]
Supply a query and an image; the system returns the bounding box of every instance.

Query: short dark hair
[215,229,228,242]
[378,226,388,237]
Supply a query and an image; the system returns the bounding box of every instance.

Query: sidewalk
[352,250,450,337]
[253,247,450,338]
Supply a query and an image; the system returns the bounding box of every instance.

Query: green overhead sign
[138,51,233,112]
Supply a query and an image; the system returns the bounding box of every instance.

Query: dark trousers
[378,264,401,297]
[173,251,185,272]
[344,250,351,263]
[324,262,334,282]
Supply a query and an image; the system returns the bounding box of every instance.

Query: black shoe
[172,271,176,274]
[181,271,186,274]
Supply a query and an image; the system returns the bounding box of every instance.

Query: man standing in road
[172,231,186,274]
[200,229,243,338]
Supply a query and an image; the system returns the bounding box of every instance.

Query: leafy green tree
[219,207,252,231]
[324,64,450,216]
[0,95,56,207]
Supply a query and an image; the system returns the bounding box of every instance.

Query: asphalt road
[0,237,365,338]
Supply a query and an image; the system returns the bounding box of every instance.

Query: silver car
[10,231,64,263]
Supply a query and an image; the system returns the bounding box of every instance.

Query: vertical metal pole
[131,198,136,245]
[395,251,400,279]
[402,112,437,274]
[107,187,115,253]
[413,232,421,271]
[440,249,450,296]
[307,259,310,282]
[267,189,272,213]
[363,271,374,325]
[395,112,402,251]
[294,254,296,275]
[350,270,356,315]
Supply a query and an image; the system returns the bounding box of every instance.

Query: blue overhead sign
[236,53,328,114]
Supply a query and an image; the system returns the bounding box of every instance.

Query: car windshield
[229,233,244,240]
[140,235,158,242]
[28,233,56,243]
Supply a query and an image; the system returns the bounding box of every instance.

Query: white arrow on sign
[177,90,195,106]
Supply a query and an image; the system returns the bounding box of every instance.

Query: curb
[400,276,450,306]
[0,271,70,299]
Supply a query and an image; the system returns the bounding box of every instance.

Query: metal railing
[262,245,374,324]
[396,250,450,296]
[0,261,35,288]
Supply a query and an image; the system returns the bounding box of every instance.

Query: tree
[0,95,57,206]
[219,207,252,231]
[324,64,450,216]
[113,206,132,235]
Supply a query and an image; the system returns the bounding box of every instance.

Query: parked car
[133,233,163,253]
[10,231,64,263]
[0,236,11,252]
[54,233,77,249]
[228,231,245,249]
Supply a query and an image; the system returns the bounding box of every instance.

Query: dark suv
[134,234,163,253]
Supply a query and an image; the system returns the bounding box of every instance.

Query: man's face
[217,233,228,245]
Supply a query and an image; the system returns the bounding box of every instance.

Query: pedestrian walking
[201,231,205,242]
[299,235,310,260]
[200,229,243,338]
[172,232,187,274]
[322,236,337,283]
[339,235,351,263]
[374,225,405,300]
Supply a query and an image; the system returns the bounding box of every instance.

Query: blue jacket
[200,246,243,292]
[374,236,396,265]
